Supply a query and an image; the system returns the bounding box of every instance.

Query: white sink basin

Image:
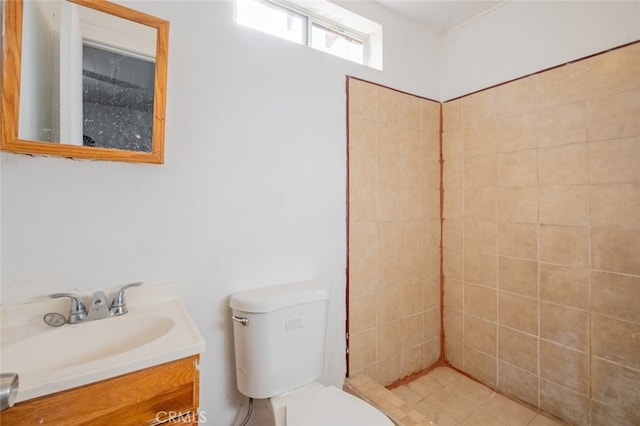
[0,283,205,402]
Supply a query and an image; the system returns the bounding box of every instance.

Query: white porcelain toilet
[230,280,393,426]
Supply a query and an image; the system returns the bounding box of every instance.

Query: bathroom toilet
[230,280,393,426]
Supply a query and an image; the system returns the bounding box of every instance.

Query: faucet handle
[49,293,87,323]
[109,282,143,316]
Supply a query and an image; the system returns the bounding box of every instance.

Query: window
[235,0,382,69]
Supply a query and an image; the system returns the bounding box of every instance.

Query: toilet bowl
[270,381,393,426]
[230,280,393,426]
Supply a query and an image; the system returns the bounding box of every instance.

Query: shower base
[344,367,567,426]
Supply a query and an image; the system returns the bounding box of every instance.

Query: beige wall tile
[421,99,441,135]
[498,361,539,407]
[464,251,497,288]
[443,127,463,160]
[591,357,640,417]
[399,95,421,129]
[378,289,403,325]
[591,401,640,426]
[350,115,377,153]
[539,379,590,425]
[592,227,640,275]
[463,89,496,123]
[349,258,378,297]
[349,152,378,188]
[540,340,589,394]
[443,218,462,250]
[349,78,377,119]
[497,149,538,187]
[402,128,423,157]
[498,291,538,335]
[539,225,589,267]
[588,137,640,184]
[424,306,441,340]
[464,154,497,187]
[350,293,377,333]
[539,302,589,352]
[443,98,463,131]
[444,279,463,310]
[591,271,640,323]
[377,222,401,256]
[465,316,497,356]
[464,347,497,387]
[399,188,424,220]
[463,121,497,158]
[377,120,401,155]
[444,307,463,341]
[377,85,401,123]
[349,328,377,371]
[592,313,640,370]
[349,187,377,223]
[465,187,497,220]
[425,159,441,189]
[536,61,586,110]
[498,186,538,224]
[378,255,400,291]
[349,222,378,259]
[424,249,441,281]
[587,90,640,142]
[539,264,590,309]
[424,337,441,367]
[536,102,587,147]
[496,76,537,117]
[424,188,441,220]
[423,278,441,309]
[443,248,463,280]
[590,183,640,229]
[443,187,462,218]
[587,43,640,98]
[496,112,538,153]
[400,248,429,284]
[402,313,425,349]
[402,283,425,317]
[498,257,538,297]
[401,345,425,378]
[538,143,588,185]
[378,188,401,221]
[424,218,441,249]
[539,184,590,226]
[498,222,538,260]
[498,327,538,374]
[400,220,424,251]
[465,283,497,321]
[444,158,463,188]
[378,320,403,360]
[465,218,497,254]
[424,130,441,162]
[378,352,402,386]
[446,339,464,370]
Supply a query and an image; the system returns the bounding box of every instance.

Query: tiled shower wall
[347,78,442,386]
[442,43,640,425]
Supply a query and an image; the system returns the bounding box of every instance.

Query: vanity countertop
[0,283,205,402]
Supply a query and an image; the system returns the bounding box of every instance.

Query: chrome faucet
[45,282,143,326]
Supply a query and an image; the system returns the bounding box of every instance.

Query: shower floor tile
[390,367,566,426]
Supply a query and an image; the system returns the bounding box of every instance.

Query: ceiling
[373,0,505,32]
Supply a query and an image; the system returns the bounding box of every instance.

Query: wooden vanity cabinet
[0,355,200,425]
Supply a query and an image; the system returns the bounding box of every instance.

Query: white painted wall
[440,0,640,100]
[0,1,438,424]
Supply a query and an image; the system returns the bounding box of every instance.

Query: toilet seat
[285,385,394,426]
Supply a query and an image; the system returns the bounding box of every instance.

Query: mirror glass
[1,0,169,163]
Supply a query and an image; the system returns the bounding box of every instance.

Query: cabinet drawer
[0,355,200,425]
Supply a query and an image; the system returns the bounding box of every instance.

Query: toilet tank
[230,280,330,399]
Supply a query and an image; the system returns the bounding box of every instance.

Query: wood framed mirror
[1,0,169,163]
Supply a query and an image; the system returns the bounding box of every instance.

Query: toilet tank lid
[230,280,329,313]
